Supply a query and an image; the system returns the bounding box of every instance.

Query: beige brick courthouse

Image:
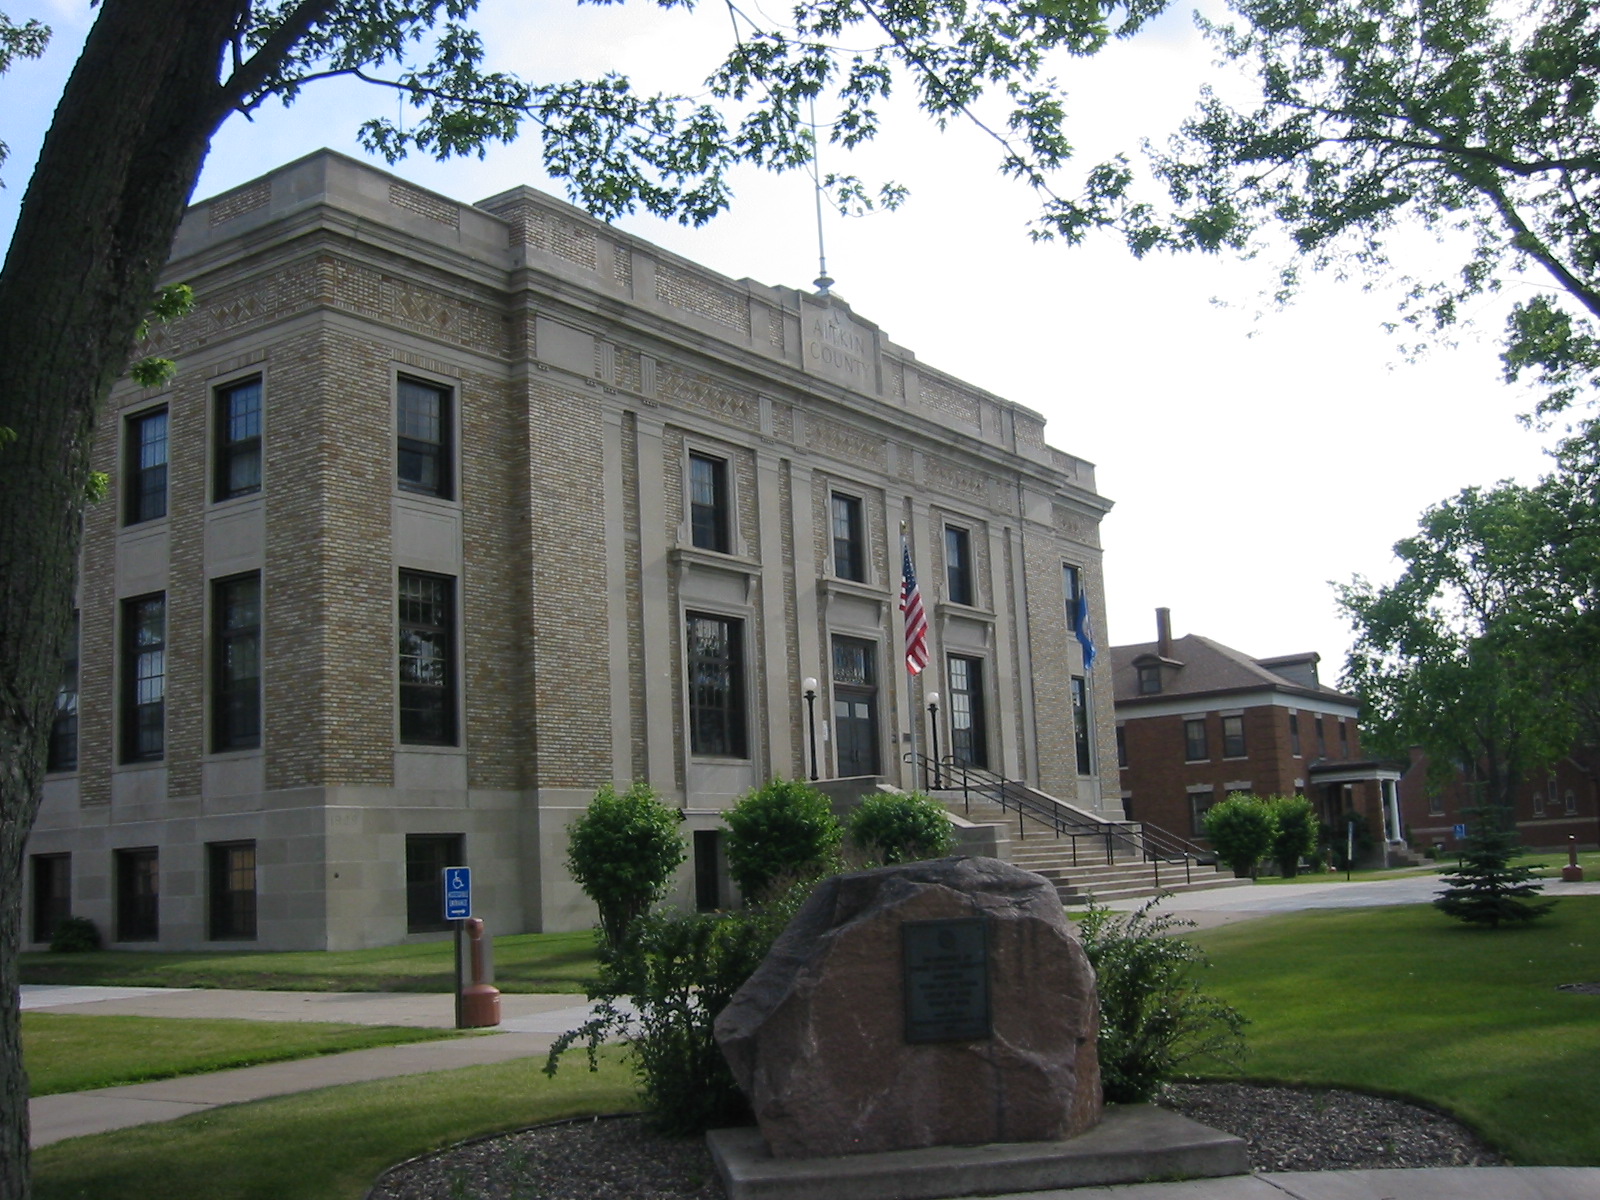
[26,151,1115,951]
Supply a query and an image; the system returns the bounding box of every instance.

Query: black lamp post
[927,691,941,789]
[803,677,820,781]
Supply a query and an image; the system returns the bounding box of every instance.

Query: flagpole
[903,521,919,787]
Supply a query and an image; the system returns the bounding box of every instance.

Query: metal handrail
[905,750,1208,888]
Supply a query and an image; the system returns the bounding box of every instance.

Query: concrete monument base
[706,1104,1250,1200]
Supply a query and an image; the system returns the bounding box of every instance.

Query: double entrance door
[832,636,880,778]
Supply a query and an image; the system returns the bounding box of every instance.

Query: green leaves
[1144,0,1600,406]
[0,10,49,178]
[1079,897,1247,1103]
[226,1,1175,232]
[724,778,841,902]
[847,790,954,865]
[1338,475,1585,809]
[565,782,687,949]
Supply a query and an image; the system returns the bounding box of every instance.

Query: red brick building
[1398,748,1600,853]
[1111,609,1405,860]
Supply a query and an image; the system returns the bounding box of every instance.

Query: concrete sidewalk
[23,986,604,1146]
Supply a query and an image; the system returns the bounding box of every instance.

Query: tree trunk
[0,3,243,1194]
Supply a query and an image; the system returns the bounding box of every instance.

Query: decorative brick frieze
[886,358,905,401]
[209,178,272,225]
[925,455,987,503]
[655,260,750,335]
[656,362,760,429]
[807,414,887,471]
[389,181,461,228]
[918,374,980,425]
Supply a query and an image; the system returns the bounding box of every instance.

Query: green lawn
[32,1050,639,1200]
[1189,895,1600,1165]
[1255,864,1435,885]
[23,1014,466,1096]
[20,929,598,993]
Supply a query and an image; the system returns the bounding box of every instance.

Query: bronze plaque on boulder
[714,856,1103,1158]
[902,917,990,1043]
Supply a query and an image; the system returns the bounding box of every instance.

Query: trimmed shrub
[1202,794,1275,878]
[565,782,686,949]
[546,882,811,1134]
[848,791,954,865]
[724,778,842,902]
[49,915,100,953]
[1267,795,1318,878]
[1078,898,1247,1102]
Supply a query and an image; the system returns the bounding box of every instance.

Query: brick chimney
[1156,607,1172,658]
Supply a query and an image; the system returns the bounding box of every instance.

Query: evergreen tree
[1435,800,1554,928]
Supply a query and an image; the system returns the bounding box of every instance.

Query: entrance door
[948,654,989,769]
[831,637,880,777]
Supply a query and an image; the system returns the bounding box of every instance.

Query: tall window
[1190,789,1217,837]
[1289,712,1301,757]
[1063,564,1081,632]
[1338,720,1349,758]
[1116,725,1128,769]
[121,594,166,762]
[689,453,730,552]
[398,572,455,745]
[831,492,865,581]
[1137,664,1161,695]
[948,654,988,768]
[31,854,71,943]
[945,525,973,605]
[47,611,79,772]
[405,833,463,933]
[1222,715,1246,758]
[1071,675,1093,775]
[208,841,257,940]
[214,377,262,500]
[213,574,261,751]
[397,377,452,499]
[686,612,746,756]
[1184,718,1208,762]
[125,407,168,524]
[115,847,159,942]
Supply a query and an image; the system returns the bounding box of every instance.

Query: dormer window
[1137,664,1161,695]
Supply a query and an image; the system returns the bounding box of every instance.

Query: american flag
[900,537,930,675]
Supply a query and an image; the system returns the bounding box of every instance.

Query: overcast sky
[2,1,1566,680]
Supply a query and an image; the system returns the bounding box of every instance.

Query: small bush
[1267,795,1318,878]
[566,782,686,949]
[1202,794,1275,878]
[848,791,954,865]
[49,916,101,953]
[1078,897,1247,1103]
[724,778,842,902]
[546,883,811,1134]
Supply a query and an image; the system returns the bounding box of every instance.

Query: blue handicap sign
[443,866,472,920]
[1453,824,1468,840]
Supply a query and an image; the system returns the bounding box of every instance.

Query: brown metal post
[459,917,502,1027]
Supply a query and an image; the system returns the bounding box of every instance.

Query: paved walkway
[23,987,602,1146]
[21,873,1600,1198]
